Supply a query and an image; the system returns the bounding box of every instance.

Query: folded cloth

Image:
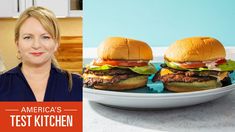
[147,81,164,93]
[230,71,235,84]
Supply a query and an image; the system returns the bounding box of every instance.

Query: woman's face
[17,17,58,66]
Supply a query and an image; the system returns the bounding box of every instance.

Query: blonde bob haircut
[15,6,73,92]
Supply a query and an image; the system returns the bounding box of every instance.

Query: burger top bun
[98,37,153,60]
[164,37,226,62]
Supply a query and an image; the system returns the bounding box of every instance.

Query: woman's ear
[54,42,59,52]
[16,41,19,48]
[16,41,22,60]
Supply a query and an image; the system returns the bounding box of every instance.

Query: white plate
[83,60,235,109]
[84,84,235,109]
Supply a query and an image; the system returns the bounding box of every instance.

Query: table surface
[83,91,235,132]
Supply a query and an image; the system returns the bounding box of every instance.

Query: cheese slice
[217,72,229,81]
[210,72,228,81]
[160,68,174,76]
[83,73,113,80]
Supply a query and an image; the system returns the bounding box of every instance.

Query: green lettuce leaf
[129,64,157,74]
[218,60,235,71]
[165,61,185,70]
[86,64,157,75]
[87,65,112,71]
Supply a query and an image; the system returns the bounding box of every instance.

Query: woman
[0,6,83,101]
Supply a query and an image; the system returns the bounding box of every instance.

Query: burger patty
[155,74,217,83]
[153,65,222,83]
[84,68,136,76]
[160,64,220,76]
[153,65,232,86]
[84,68,141,87]
[84,74,139,87]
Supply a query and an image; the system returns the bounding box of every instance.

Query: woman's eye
[42,36,51,39]
[23,36,31,40]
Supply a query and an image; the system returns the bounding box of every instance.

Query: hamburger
[83,37,156,91]
[152,37,235,92]
[83,37,157,90]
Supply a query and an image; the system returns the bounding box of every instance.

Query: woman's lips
[30,52,44,56]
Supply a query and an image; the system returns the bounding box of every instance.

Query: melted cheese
[210,72,228,81]
[218,72,228,81]
[83,73,113,80]
[160,68,174,76]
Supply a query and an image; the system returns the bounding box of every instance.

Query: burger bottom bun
[165,80,222,92]
[94,76,148,91]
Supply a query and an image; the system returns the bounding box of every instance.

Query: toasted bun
[165,86,213,92]
[98,37,153,60]
[94,76,148,91]
[165,80,222,92]
[164,37,226,62]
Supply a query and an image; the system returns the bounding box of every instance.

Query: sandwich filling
[84,60,157,88]
[153,62,233,88]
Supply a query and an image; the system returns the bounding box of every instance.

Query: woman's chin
[23,60,51,67]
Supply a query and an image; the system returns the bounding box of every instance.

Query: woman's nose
[32,38,41,49]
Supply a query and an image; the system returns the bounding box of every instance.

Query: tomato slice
[178,58,227,69]
[215,58,226,65]
[93,59,148,67]
[179,62,205,69]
